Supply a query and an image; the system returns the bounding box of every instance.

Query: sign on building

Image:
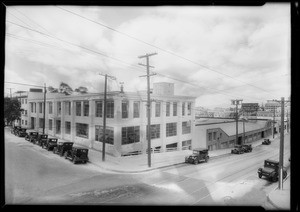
[241,103,259,116]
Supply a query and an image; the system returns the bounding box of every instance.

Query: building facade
[27,83,196,157]
[193,119,273,151]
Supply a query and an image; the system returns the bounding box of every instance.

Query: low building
[193,119,273,150]
[27,82,196,157]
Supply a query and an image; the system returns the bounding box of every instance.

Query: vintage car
[42,137,58,151]
[11,126,21,135]
[16,128,27,137]
[257,159,287,182]
[231,145,245,154]
[26,131,39,142]
[185,148,209,165]
[262,138,271,145]
[241,144,252,153]
[53,141,74,156]
[34,134,48,146]
[64,146,89,164]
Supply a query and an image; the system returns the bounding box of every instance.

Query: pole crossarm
[138,52,157,59]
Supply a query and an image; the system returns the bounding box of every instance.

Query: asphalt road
[4,127,290,206]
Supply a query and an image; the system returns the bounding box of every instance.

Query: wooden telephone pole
[231,99,243,145]
[98,73,116,162]
[138,52,157,168]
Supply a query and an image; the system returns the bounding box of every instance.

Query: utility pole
[98,73,116,162]
[43,83,46,134]
[138,52,157,168]
[273,97,290,190]
[273,108,276,139]
[231,99,243,145]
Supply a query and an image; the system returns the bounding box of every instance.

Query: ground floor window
[182,140,191,150]
[76,123,88,138]
[39,118,44,128]
[65,122,71,134]
[95,125,114,145]
[122,126,140,145]
[166,122,177,137]
[182,121,191,134]
[146,124,160,139]
[56,120,61,134]
[49,119,52,130]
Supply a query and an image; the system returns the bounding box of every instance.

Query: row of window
[30,100,192,118]
[41,121,191,145]
[208,131,223,141]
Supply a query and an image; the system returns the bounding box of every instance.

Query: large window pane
[122,126,140,145]
[146,124,160,139]
[95,101,103,117]
[76,123,88,138]
[76,102,81,116]
[83,101,89,116]
[166,102,170,117]
[133,101,140,118]
[166,123,177,137]
[106,101,114,118]
[182,121,191,134]
[173,102,177,116]
[65,121,71,134]
[95,125,114,145]
[155,102,161,117]
[122,101,128,118]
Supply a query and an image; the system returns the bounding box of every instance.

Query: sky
[4,3,291,109]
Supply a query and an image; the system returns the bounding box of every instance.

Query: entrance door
[261,131,265,138]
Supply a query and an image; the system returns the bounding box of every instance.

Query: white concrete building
[27,82,196,157]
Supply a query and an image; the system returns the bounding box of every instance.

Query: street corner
[267,189,290,210]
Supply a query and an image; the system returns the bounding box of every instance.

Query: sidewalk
[267,174,291,210]
[80,135,277,173]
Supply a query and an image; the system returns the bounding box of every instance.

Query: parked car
[16,128,27,137]
[241,144,252,153]
[25,130,37,141]
[64,146,89,164]
[27,131,39,143]
[11,126,21,135]
[257,159,287,182]
[185,148,209,165]
[231,145,245,154]
[262,138,271,145]
[34,134,48,146]
[42,137,58,151]
[53,141,74,156]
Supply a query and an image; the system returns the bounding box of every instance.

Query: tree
[4,97,23,126]
[48,86,58,93]
[74,86,88,94]
[59,82,73,95]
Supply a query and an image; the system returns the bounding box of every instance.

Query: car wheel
[72,157,77,164]
[64,152,68,159]
[205,157,208,162]
[283,171,287,179]
[271,173,278,182]
[258,173,262,178]
[194,160,198,165]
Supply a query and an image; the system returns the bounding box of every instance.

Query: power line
[6,21,278,102]
[54,5,280,97]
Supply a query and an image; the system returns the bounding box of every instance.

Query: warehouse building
[27,82,196,157]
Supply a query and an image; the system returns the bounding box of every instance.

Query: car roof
[193,148,208,151]
[265,159,279,164]
[73,146,88,150]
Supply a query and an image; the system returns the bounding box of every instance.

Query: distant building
[193,119,273,150]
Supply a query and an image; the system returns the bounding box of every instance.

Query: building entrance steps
[69,133,282,173]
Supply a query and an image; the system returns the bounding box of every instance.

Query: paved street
[5,127,290,206]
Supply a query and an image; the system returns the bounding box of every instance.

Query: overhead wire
[54,5,280,97]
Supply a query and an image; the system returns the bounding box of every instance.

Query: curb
[88,151,234,174]
[266,173,290,210]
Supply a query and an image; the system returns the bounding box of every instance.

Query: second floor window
[121,126,140,145]
[187,102,192,115]
[76,102,81,116]
[166,102,170,117]
[133,101,140,118]
[57,102,61,115]
[39,102,43,113]
[182,121,191,134]
[173,102,177,116]
[95,101,103,117]
[146,124,160,139]
[155,102,161,117]
[65,101,71,115]
[49,102,53,114]
[83,101,89,116]
[106,101,114,118]
[182,102,185,116]
[122,101,129,119]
